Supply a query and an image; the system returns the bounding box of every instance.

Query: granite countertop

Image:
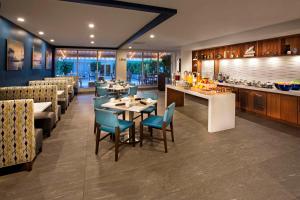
[218,82,300,97]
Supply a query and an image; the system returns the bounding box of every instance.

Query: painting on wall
[46,49,52,70]
[32,43,43,69]
[6,39,24,71]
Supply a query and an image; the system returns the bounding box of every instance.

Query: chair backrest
[95,108,119,128]
[141,92,158,100]
[0,99,36,168]
[93,96,110,110]
[128,86,138,96]
[163,102,176,125]
[96,87,108,97]
[95,81,104,87]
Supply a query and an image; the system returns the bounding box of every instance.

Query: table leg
[121,111,140,144]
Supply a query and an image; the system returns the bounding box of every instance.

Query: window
[55,49,116,88]
[55,49,77,76]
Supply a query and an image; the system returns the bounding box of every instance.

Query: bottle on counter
[197,72,202,83]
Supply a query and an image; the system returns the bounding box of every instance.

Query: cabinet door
[239,89,249,111]
[280,95,298,124]
[267,93,281,119]
[251,91,267,115]
[232,88,240,108]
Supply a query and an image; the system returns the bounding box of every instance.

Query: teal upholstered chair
[140,93,158,120]
[128,86,138,96]
[140,102,176,153]
[96,87,108,97]
[93,97,125,133]
[95,109,135,161]
[95,82,107,95]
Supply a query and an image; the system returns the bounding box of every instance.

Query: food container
[276,83,292,91]
[291,84,300,90]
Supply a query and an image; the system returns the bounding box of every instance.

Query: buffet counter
[217,83,300,126]
[165,84,236,133]
[218,82,300,97]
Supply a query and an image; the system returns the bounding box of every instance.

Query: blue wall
[0,17,54,87]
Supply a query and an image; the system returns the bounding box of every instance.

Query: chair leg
[140,123,143,147]
[170,120,175,142]
[122,112,126,120]
[162,128,168,153]
[95,126,100,155]
[115,128,120,161]
[94,117,96,134]
[147,113,151,131]
[132,122,135,147]
[141,113,144,121]
[155,105,158,115]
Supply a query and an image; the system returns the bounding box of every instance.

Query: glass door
[97,50,116,81]
[77,50,97,88]
[143,52,158,86]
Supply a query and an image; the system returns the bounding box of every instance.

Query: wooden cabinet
[250,91,267,115]
[217,87,299,126]
[281,35,300,55]
[280,95,298,124]
[257,38,281,57]
[267,93,281,119]
[192,34,300,63]
[298,97,300,125]
[239,89,250,111]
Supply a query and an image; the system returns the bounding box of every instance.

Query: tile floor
[1,91,300,200]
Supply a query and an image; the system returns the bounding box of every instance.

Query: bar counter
[165,84,236,133]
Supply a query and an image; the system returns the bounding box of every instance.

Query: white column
[116,50,127,81]
[180,49,192,74]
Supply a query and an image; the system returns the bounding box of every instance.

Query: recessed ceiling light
[129,46,132,49]
[150,34,155,38]
[90,34,95,38]
[90,41,95,44]
[88,23,95,28]
[38,31,44,35]
[17,17,25,22]
[50,39,55,42]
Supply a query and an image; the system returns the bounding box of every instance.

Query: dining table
[57,90,64,96]
[104,85,132,98]
[102,96,157,142]
[33,102,52,113]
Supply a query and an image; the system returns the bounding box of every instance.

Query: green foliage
[127,60,142,74]
[159,55,171,77]
[90,62,101,72]
[56,60,74,75]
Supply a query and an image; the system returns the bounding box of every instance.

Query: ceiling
[124,0,300,50]
[2,0,300,51]
[0,0,157,47]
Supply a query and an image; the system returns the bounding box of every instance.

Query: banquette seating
[0,99,43,171]
[0,86,58,136]
[45,77,78,101]
[29,80,68,114]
